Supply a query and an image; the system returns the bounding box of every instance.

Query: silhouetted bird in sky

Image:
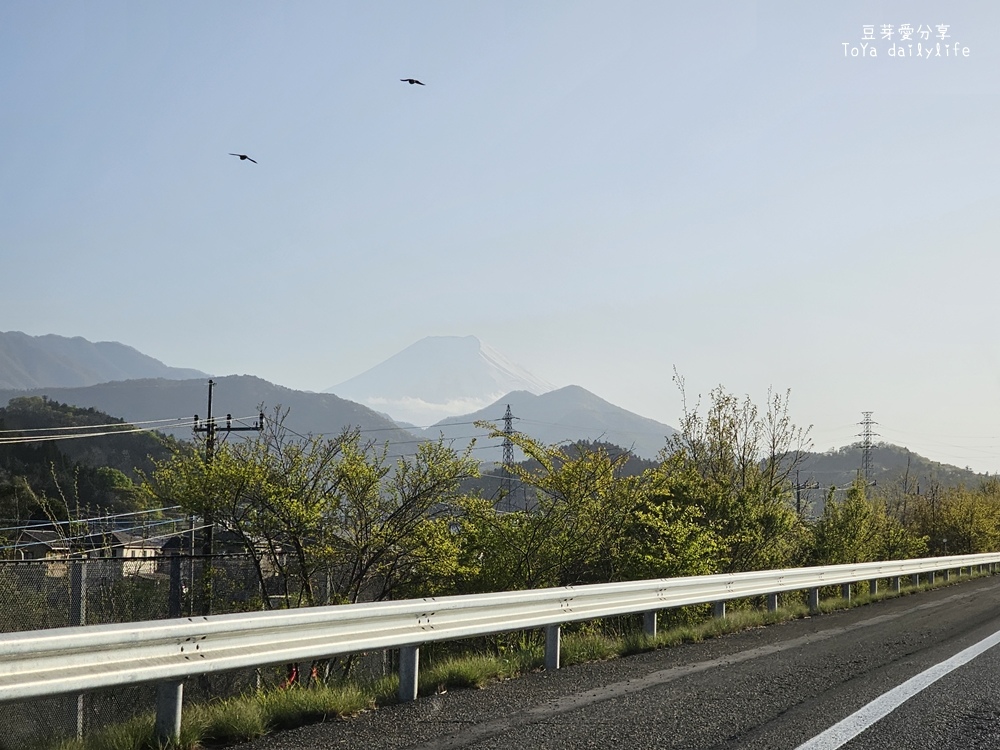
[229,153,257,163]
[400,78,425,85]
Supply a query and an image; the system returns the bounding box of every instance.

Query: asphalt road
[231,575,1000,750]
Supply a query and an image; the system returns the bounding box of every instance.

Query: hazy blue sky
[3,2,999,472]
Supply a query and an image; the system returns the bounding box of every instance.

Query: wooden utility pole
[192,380,264,614]
[794,470,819,516]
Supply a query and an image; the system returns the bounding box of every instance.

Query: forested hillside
[0,396,179,523]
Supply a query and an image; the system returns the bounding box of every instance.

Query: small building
[12,529,71,560]
[11,529,74,576]
[82,531,166,576]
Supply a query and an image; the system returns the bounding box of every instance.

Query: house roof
[15,529,71,550]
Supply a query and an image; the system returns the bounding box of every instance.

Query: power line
[296,419,493,440]
[67,523,214,557]
[515,417,674,440]
[0,517,189,552]
[0,523,216,557]
[0,506,184,534]
[0,415,200,435]
[0,415,259,446]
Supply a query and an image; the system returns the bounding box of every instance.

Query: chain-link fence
[0,554,291,749]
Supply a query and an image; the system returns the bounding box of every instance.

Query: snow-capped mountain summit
[325,336,555,426]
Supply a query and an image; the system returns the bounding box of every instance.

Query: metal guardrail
[2,553,999,742]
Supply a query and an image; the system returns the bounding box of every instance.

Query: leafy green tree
[456,430,716,592]
[615,462,720,581]
[811,478,926,564]
[330,435,479,603]
[910,479,1000,555]
[663,375,810,572]
[144,407,478,609]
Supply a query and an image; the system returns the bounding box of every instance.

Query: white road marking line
[796,627,1000,749]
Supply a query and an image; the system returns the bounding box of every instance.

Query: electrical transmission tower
[858,411,879,484]
[501,404,514,512]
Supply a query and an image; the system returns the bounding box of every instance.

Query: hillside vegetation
[139,384,1000,614]
[0,396,178,523]
[3,386,997,600]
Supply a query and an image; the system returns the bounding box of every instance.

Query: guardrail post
[911,573,920,587]
[928,571,936,585]
[155,681,184,744]
[840,583,851,602]
[643,611,657,638]
[545,625,561,670]
[868,579,878,596]
[713,601,726,619]
[808,587,820,614]
[398,646,420,702]
[943,569,950,582]
[893,576,901,593]
[767,593,778,613]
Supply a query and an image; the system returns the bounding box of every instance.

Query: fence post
[168,555,183,618]
[643,611,657,638]
[70,559,87,626]
[155,681,184,744]
[70,559,87,739]
[545,625,561,670]
[398,646,420,702]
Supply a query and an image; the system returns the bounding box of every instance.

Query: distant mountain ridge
[0,331,208,389]
[413,385,678,462]
[0,382,984,510]
[3,333,987,496]
[0,375,420,456]
[326,335,555,426]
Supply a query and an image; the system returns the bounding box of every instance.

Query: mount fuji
[325,336,555,426]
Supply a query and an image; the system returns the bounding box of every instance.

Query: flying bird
[400,78,425,85]
[229,153,257,163]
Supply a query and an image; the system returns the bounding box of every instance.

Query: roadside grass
[38,569,992,750]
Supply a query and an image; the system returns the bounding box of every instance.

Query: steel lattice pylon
[858,411,879,484]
